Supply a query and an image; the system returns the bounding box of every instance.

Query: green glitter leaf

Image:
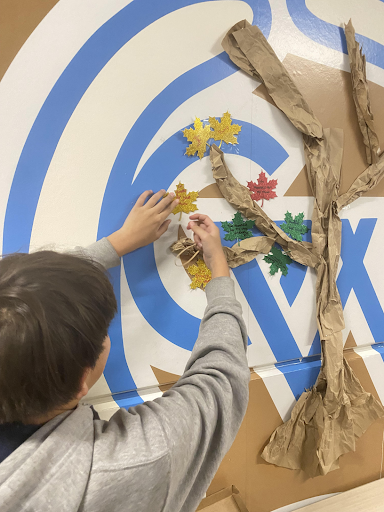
[264,246,292,276]
[221,212,254,244]
[280,211,309,242]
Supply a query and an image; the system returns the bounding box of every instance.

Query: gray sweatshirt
[0,238,249,512]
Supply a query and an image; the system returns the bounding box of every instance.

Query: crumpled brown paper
[171,233,274,269]
[222,236,274,268]
[221,19,384,476]
[345,20,380,165]
[170,236,200,259]
[210,145,319,269]
[222,20,323,139]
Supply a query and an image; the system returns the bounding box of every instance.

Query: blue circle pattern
[3,0,272,404]
[108,120,288,349]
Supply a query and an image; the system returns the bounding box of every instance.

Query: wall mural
[1,0,384,419]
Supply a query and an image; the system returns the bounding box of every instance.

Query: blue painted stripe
[114,393,145,409]
[309,218,384,356]
[287,0,384,70]
[233,259,302,361]
[276,356,321,400]
[338,219,384,343]
[372,343,384,362]
[103,266,142,398]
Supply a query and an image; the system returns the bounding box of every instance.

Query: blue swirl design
[287,0,384,70]
[102,121,288,357]
[3,0,274,404]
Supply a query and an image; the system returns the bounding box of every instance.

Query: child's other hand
[187,214,230,278]
[107,190,179,256]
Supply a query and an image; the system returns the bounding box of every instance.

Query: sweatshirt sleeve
[145,276,250,512]
[72,238,121,269]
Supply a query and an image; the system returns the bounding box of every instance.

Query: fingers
[156,219,171,238]
[160,200,179,220]
[189,214,215,231]
[145,189,166,208]
[189,213,208,221]
[158,196,179,219]
[154,190,174,211]
[186,223,202,247]
[194,233,202,249]
[135,190,153,208]
[188,221,207,240]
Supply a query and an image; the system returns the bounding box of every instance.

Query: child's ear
[76,369,90,399]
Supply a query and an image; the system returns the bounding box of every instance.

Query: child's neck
[26,398,80,425]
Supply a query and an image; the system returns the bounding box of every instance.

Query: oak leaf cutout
[247,171,278,207]
[171,182,199,220]
[183,118,211,159]
[187,259,212,290]
[221,211,254,245]
[280,211,309,242]
[208,111,241,147]
[263,246,292,276]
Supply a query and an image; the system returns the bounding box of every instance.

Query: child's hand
[187,214,230,278]
[107,190,179,256]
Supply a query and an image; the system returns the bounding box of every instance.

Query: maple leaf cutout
[280,211,309,242]
[170,182,198,220]
[208,111,241,147]
[187,259,212,290]
[247,172,278,207]
[183,118,212,159]
[221,212,254,245]
[263,246,292,276]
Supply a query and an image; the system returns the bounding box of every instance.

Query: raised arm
[140,215,249,511]
[83,205,249,512]
[76,189,179,268]
[147,275,249,511]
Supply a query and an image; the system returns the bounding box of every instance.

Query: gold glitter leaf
[208,111,241,147]
[183,117,212,159]
[187,259,212,290]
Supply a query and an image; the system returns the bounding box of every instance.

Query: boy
[0,189,250,512]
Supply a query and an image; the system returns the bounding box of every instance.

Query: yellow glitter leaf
[208,111,241,146]
[187,259,212,290]
[171,182,199,217]
[183,117,212,159]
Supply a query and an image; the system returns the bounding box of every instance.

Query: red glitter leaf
[247,172,278,207]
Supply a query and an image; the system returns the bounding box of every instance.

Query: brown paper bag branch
[210,144,319,269]
[221,20,384,477]
[170,235,275,269]
[222,20,323,139]
[344,20,380,165]
[222,236,275,268]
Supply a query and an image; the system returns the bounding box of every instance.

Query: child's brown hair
[0,251,117,424]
